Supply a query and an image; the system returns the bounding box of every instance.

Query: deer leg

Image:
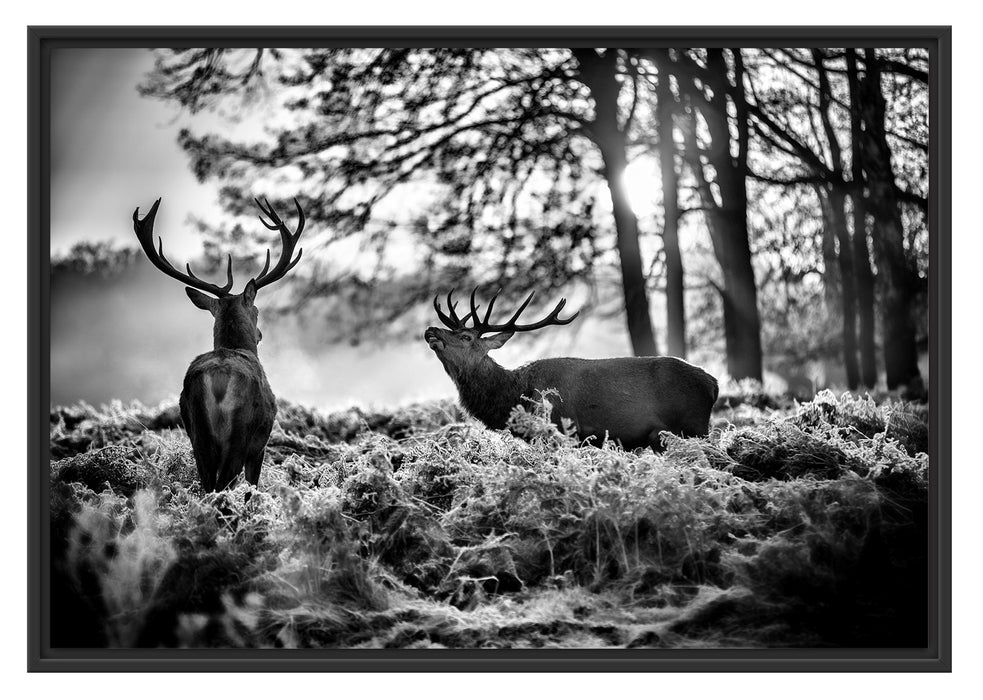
[184,424,216,491]
[214,453,244,491]
[244,445,266,487]
[194,441,220,492]
[213,426,245,492]
[241,441,268,505]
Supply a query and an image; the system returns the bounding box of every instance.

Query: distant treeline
[51,241,140,278]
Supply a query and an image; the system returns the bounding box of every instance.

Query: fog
[52,256,926,412]
[50,261,645,411]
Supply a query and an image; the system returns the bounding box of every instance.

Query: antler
[434,288,579,334]
[433,290,474,330]
[252,197,305,291]
[133,198,235,298]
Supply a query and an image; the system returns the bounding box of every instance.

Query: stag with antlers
[425,289,718,451]
[132,197,305,491]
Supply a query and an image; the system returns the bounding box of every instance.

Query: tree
[571,49,658,356]
[674,49,763,381]
[142,48,661,356]
[739,48,926,389]
[845,49,879,387]
[650,50,686,358]
[812,48,860,389]
[139,47,929,389]
[858,49,921,388]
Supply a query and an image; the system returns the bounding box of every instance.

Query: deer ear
[186,288,217,315]
[242,279,257,307]
[482,332,514,350]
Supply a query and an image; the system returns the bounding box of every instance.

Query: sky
[52,49,237,259]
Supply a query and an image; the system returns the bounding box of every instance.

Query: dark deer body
[133,197,305,491]
[181,351,275,491]
[426,290,718,451]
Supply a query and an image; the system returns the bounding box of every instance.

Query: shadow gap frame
[27,24,952,673]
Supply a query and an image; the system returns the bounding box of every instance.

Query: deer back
[516,356,718,449]
[179,349,276,491]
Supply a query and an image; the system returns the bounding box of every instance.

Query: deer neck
[213,317,258,355]
[451,356,525,430]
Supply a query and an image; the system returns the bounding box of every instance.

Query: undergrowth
[48,390,929,649]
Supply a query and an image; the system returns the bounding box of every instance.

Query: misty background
[50,47,929,410]
[49,49,509,409]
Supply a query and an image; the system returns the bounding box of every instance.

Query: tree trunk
[817,187,843,316]
[812,49,859,389]
[828,186,861,389]
[846,49,879,387]
[700,49,763,381]
[654,54,686,358]
[859,49,921,389]
[573,48,659,357]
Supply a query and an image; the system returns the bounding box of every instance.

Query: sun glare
[622,157,662,219]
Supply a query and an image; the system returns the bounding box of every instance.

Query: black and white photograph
[35,30,947,665]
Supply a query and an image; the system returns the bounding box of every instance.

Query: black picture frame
[28,25,952,672]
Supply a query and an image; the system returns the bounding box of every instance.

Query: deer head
[132,197,305,354]
[425,288,579,381]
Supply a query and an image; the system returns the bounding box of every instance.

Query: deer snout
[424,327,445,351]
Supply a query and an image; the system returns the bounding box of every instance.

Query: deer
[132,197,306,492]
[424,288,718,451]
